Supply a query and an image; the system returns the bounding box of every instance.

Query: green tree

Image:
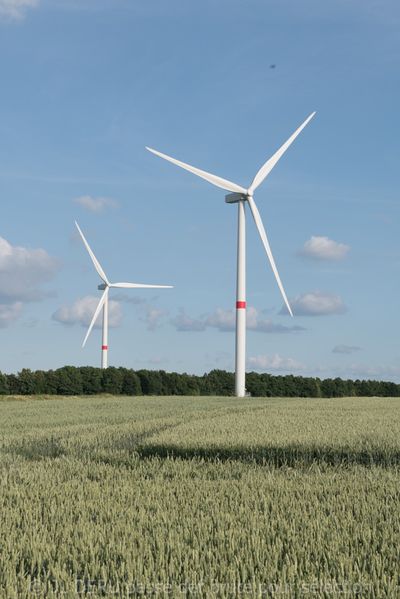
[298,377,321,398]
[137,370,164,395]
[32,370,48,394]
[121,369,142,396]
[245,372,269,397]
[203,370,235,396]
[55,366,83,395]
[17,369,35,395]
[102,367,123,394]
[6,374,20,394]
[43,370,59,394]
[80,367,103,394]
[177,373,200,396]
[0,372,9,394]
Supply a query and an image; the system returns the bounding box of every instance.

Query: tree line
[0,366,399,397]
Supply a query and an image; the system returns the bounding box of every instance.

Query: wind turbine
[75,221,173,369]
[147,113,315,397]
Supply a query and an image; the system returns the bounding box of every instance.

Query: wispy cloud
[0,301,22,328]
[315,362,400,382]
[299,236,350,261]
[0,236,59,303]
[172,308,206,332]
[73,195,118,214]
[52,295,122,328]
[340,364,400,380]
[133,355,171,369]
[0,235,59,328]
[112,293,147,306]
[171,306,305,333]
[283,291,347,317]
[0,0,38,20]
[110,293,168,331]
[143,307,167,331]
[248,354,305,372]
[332,344,361,355]
[206,308,236,332]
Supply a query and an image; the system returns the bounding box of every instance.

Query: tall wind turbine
[75,221,173,369]
[147,113,315,397]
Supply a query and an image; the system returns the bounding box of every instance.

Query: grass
[0,395,399,598]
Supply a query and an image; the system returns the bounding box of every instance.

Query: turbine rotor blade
[247,196,293,317]
[146,147,246,194]
[110,283,173,289]
[75,221,109,285]
[248,112,316,195]
[82,288,108,348]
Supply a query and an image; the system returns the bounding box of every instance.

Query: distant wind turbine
[147,112,315,396]
[75,221,173,369]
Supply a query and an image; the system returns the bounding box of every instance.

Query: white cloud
[355,365,400,379]
[144,307,167,331]
[0,301,22,328]
[245,306,305,333]
[112,293,146,306]
[73,195,118,213]
[0,236,59,303]
[171,306,305,333]
[206,308,236,332]
[204,350,232,370]
[248,354,305,372]
[113,294,167,331]
[171,308,206,332]
[299,236,350,261]
[0,235,58,327]
[332,344,361,355]
[206,306,305,333]
[147,356,169,365]
[330,363,400,381]
[283,291,347,316]
[0,0,38,20]
[52,295,122,328]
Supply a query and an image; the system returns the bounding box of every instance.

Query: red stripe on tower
[102,345,108,350]
[236,301,246,309]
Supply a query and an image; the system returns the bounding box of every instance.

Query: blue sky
[0,0,399,380]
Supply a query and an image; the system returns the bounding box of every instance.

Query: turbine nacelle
[98,283,107,290]
[225,192,249,204]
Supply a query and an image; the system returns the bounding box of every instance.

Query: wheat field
[1,395,399,598]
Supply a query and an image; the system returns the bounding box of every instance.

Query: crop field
[1,395,400,598]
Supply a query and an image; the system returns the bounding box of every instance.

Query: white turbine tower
[147,113,315,397]
[75,221,173,369]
